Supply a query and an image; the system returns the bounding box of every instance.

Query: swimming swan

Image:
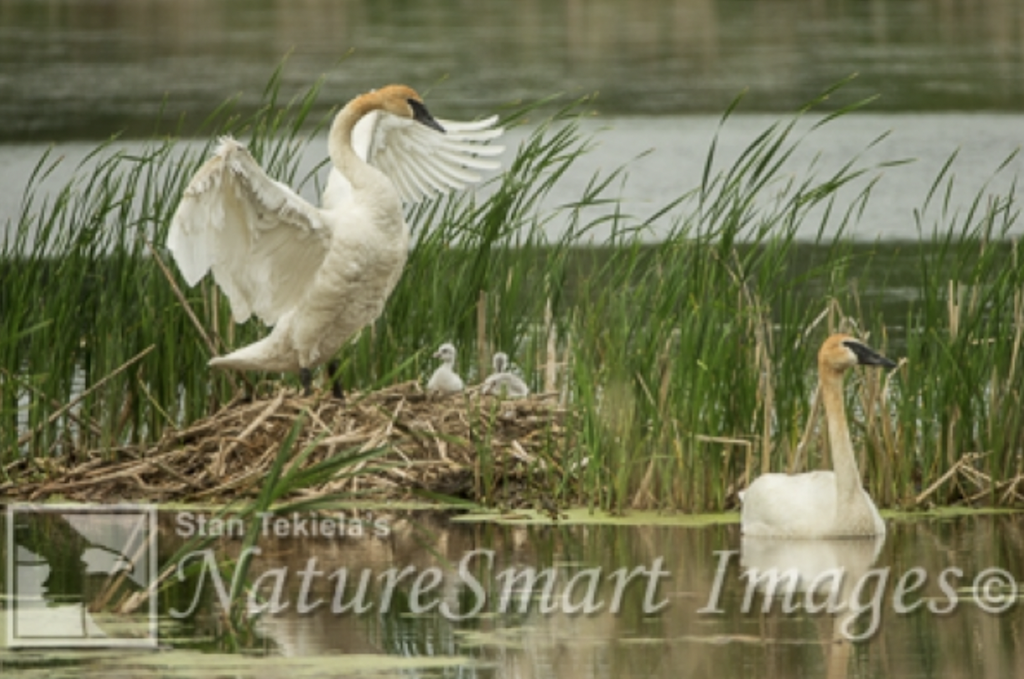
[480,352,529,398]
[427,342,464,394]
[167,85,503,397]
[740,334,897,538]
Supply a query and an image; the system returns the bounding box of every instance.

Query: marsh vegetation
[2,72,1022,513]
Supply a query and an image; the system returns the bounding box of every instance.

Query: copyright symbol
[973,568,1017,614]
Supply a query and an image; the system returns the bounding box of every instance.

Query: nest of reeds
[2,381,571,507]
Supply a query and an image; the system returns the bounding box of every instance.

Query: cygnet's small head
[819,334,897,374]
[434,342,457,364]
[492,352,509,373]
[372,84,445,133]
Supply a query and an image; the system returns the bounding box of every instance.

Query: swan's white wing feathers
[172,109,504,323]
[381,115,504,204]
[323,113,504,208]
[168,137,329,325]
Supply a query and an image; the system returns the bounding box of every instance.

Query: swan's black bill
[409,99,445,133]
[843,340,898,369]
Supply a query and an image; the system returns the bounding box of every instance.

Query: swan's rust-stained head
[353,84,445,133]
[819,333,897,374]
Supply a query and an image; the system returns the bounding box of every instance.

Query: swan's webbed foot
[327,359,344,400]
[299,368,313,397]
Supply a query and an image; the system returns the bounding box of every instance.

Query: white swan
[426,342,464,394]
[740,334,896,538]
[480,352,529,398]
[167,85,503,397]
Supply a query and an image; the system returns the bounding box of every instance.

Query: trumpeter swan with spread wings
[167,85,503,397]
[740,334,897,538]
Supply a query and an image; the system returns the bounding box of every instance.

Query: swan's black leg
[327,359,344,400]
[299,367,313,397]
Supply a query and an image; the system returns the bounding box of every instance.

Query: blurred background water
[1,0,1022,138]
[1,0,1022,241]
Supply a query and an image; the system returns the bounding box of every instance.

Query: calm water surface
[2,113,1022,243]
[1,510,1023,678]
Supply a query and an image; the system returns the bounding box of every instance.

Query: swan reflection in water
[741,534,886,679]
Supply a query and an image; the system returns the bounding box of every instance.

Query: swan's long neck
[820,368,864,508]
[328,93,394,198]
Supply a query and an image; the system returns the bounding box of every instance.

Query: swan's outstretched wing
[168,137,330,325]
[323,113,504,208]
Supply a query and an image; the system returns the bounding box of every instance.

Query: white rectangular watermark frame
[5,503,158,649]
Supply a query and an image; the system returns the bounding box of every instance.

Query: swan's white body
[427,343,464,394]
[740,471,885,538]
[740,335,895,538]
[167,86,503,381]
[480,352,529,398]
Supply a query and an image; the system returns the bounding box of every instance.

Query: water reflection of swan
[427,342,464,394]
[480,352,530,398]
[740,335,896,538]
[741,535,885,596]
[168,85,502,397]
[742,534,886,678]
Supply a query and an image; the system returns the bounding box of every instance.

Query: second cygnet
[480,352,529,398]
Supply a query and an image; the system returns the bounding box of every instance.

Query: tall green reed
[887,155,1024,507]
